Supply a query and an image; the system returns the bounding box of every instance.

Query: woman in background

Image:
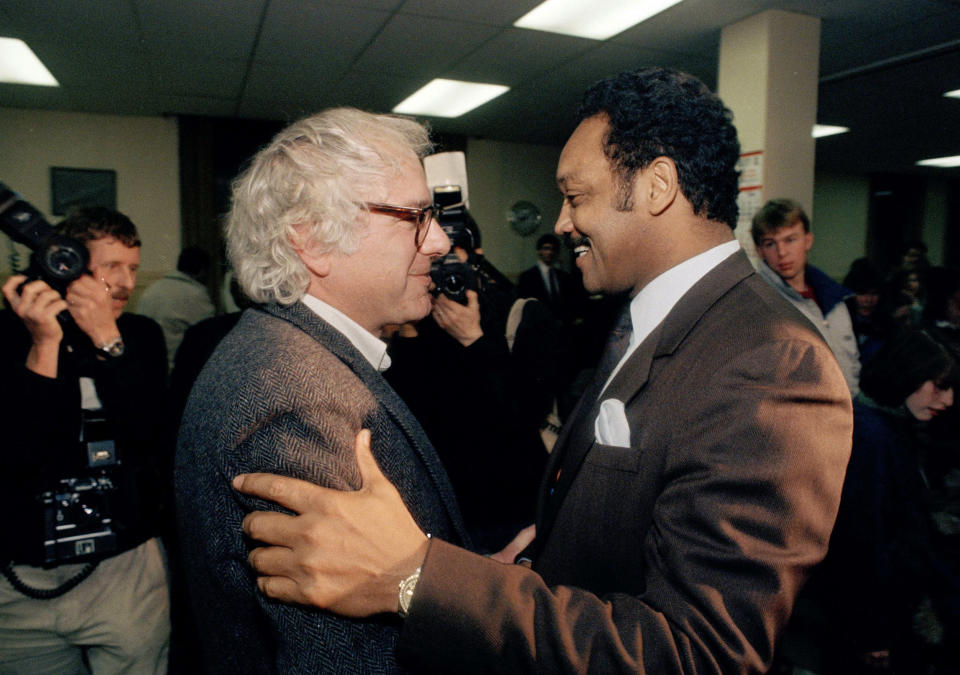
[822,328,959,673]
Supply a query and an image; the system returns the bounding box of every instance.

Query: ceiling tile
[446,28,596,86]
[351,13,501,77]
[256,0,392,67]
[135,0,266,59]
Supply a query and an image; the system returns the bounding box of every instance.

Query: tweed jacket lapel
[261,301,471,546]
[537,249,757,541]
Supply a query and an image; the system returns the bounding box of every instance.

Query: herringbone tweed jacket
[175,302,470,674]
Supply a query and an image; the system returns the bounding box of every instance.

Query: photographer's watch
[98,336,125,358]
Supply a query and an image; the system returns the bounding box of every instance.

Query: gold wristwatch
[397,567,421,618]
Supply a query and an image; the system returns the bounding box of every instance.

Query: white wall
[0,108,180,288]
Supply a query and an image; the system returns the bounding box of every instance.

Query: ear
[643,156,679,216]
[804,231,814,252]
[288,223,332,278]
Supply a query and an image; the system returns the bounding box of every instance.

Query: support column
[718,9,821,256]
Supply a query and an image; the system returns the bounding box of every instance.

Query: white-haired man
[174,108,470,673]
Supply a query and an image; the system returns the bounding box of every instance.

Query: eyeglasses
[365,202,437,249]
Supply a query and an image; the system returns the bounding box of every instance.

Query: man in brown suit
[234,69,853,673]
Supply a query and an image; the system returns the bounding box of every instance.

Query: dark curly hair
[860,328,957,407]
[56,206,140,247]
[577,67,741,228]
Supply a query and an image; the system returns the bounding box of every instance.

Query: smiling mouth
[567,235,591,258]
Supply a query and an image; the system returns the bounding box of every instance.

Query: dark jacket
[175,302,470,674]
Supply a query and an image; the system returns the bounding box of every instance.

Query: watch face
[508,200,542,237]
[102,338,125,357]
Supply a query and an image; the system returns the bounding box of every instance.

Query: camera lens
[41,236,90,282]
[443,272,465,294]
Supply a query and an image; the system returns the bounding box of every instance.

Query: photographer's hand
[2,275,67,378]
[432,290,483,346]
[66,274,121,350]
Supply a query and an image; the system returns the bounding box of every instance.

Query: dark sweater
[0,310,168,565]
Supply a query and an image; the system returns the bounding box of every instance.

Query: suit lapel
[536,250,756,542]
[261,302,471,546]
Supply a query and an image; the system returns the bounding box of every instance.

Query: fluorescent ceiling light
[944,89,960,100]
[514,0,684,40]
[393,79,509,118]
[916,155,960,168]
[0,37,58,86]
[812,124,849,139]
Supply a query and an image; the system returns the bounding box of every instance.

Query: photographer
[0,207,169,673]
[387,213,564,552]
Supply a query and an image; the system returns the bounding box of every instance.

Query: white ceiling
[1,0,959,176]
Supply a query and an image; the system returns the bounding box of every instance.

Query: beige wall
[0,108,180,292]
[923,177,949,266]
[809,171,949,281]
[810,171,871,280]
[464,137,563,280]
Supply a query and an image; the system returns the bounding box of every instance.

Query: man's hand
[2,275,67,345]
[234,429,429,617]
[432,289,482,346]
[64,274,120,348]
[2,275,67,377]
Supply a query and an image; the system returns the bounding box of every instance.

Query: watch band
[397,567,421,618]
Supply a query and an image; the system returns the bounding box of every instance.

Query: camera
[429,185,479,305]
[40,474,118,565]
[38,411,120,565]
[0,182,89,295]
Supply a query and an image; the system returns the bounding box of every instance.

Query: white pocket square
[594,398,631,448]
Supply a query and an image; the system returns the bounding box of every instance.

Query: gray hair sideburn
[226,107,433,305]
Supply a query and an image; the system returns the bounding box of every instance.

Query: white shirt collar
[537,259,553,285]
[300,294,392,372]
[605,239,740,388]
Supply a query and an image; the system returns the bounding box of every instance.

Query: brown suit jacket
[398,250,853,673]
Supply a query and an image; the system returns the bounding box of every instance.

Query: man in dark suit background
[517,233,579,320]
[234,68,853,672]
[174,108,470,673]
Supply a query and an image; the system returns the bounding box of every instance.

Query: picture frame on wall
[50,167,116,216]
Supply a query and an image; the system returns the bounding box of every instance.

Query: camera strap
[1,560,99,600]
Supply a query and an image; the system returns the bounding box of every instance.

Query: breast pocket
[583,442,643,473]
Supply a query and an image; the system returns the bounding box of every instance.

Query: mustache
[563,233,591,250]
[111,290,130,301]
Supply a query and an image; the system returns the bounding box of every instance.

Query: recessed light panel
[393,79,509,118]
[916,156,960,168]
[812,124,849,139]
[0,37,58,86]
[514,0,684,40]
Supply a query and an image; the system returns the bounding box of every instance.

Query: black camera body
[41,474,118,565]
[0,182,89,295]
[430,185,479,305]
[38,411,120,565]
